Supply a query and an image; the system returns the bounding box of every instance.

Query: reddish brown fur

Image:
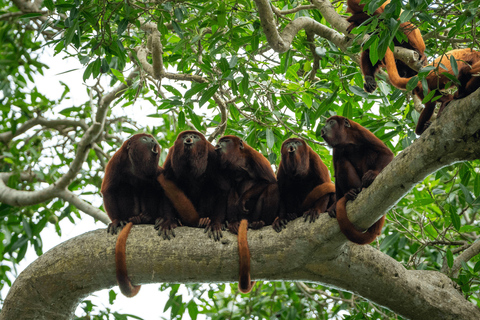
[215,135,279,293]
[321,116,394,244]
[161,131,226,240]
[385,48,480,134]
[237,219,253,293]
[273,138,335,232]
[101,133,163,297]
[346,0,427,93]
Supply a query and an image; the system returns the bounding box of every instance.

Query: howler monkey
[101,133,163,297]
[321,116,394,244]
[273,138,335,232]
[346,0,427,93]
[216,135,279,293]
[162,131,226,240]
[384,48,480,134]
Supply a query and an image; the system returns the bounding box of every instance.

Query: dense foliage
[1,0,479,319]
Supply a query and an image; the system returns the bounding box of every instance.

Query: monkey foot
[327,207,337,219]
[303,210,320,223]
[154,218,178,240]
[129,213,154,225]
[272,217,288,233]
[227,221,240,234]
[364,76,377,93]
[345,189,360,201]
[249,221,265,230]
[198,217,211,228]
[362,171,378,188]
[204,221,223,241]
[107,219,127,235]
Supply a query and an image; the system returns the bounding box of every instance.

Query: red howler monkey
[215,135,279,293]
[346,0,427,93]
[162,131,226,241]
[384,48,480,134]
[101,133,163,297]
[273,138,335,232]
[321,116,394,244]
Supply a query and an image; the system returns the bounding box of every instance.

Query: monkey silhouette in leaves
[346,0,427,93]
[216,135,279,293]
[161,130,226,241]
[321,116,394,244]
[273,138,335,232]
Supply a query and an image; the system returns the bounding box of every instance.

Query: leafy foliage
[1,0,479,318]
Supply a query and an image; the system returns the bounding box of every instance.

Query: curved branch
[3,89,480,320]
[254,0,347,53]
[450,239,480,277]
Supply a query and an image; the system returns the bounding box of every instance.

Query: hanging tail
[116,222,141,297]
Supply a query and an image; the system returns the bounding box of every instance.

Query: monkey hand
[362,171,378,188]
[364,75,377,93]
[154,217,179,240]
[272,217,288,233]
[107,219,127,235]
[129,213,154,225]
[303,209,321,223]
[227,221,240,234]
[249,220,265,230]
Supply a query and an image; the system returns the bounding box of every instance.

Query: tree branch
[3,89,480,320]
[450,239,480,277]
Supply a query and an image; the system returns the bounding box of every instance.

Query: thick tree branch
[450,239,480,277]
[3,90,480,320]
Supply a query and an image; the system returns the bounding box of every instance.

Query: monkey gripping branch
[2,89,480,320]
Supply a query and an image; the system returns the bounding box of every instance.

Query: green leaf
[301,93,312,108]
[446,249,454,268]
[198,84,219,107]
[450,210,461,231]
[280,94,295,110]
[43,0,55,11]
[184,83,209,100]
[459,183,474,205]
[172,21,184,38]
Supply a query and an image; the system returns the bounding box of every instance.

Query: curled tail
[301,182,336,210]
[158,174,199,226]
[335,197,385,245]
[238,219,255,293]
[116,222,141,297]
[384,47,417,90]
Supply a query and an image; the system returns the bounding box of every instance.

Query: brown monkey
[346,0,427,93]
[102,133,199,297]
[161,131,226,240]
[321,116,394,244]
[273,138,335,232]
[216,135,279,293]
[384,48,480,134]
[101,133,163,297]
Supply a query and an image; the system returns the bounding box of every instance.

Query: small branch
[450,240,480,277]
[56,189,110,224]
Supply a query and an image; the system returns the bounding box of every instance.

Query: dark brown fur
[101,133,163,297]
[321,117,394,244]
[161,131,226,240]
[215,135,279,293]
[273,138,335,232]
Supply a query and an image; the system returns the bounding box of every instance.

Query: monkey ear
[344,119,351,128]
[127,140,131,150]
[239,140,244,149]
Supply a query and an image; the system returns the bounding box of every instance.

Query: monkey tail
[301,182,336,210]
[238,219,255,293]
[335,197,385,245]
[116,222,141,297]
[384,47,417,90]
[157,174,200,226]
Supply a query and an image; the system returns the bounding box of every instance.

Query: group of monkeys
[101,0,480,298]
[101,115,393,297]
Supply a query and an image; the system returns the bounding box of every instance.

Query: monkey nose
[152,144,159,154]
[185,138,193,144]
[288,146,295,153]
[320,128,326,136]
